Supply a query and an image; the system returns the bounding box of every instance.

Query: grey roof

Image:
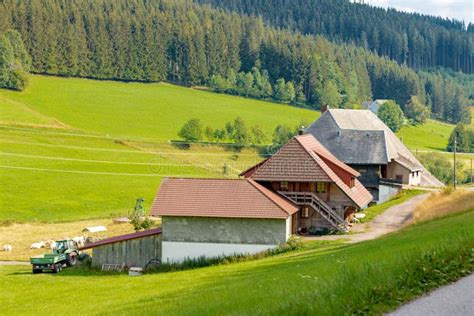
[306,109,444,187]
[305,110,440,185]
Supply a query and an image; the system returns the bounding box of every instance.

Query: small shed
[80,228,162,268]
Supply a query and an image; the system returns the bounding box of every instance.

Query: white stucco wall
[378,184,401,203]
[162,241,278,263]
[285,216,292,238]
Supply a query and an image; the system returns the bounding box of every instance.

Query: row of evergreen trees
[199,0,474,73]
[0,0,470,123]
[209,68,304,104]
[0,30,30,90]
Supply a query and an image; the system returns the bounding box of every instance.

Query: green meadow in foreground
[1,210,472,315]
[0,75,318,140]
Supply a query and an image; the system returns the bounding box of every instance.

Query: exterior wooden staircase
[278,191,348,232]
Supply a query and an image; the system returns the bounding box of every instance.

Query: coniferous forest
[198,0,474,73]
[0,0,472,124]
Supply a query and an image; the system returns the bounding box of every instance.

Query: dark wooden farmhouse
[305,109,443,202]
[242,133,372,233]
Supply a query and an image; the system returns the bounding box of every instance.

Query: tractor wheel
[32,268,42,274]
[52,264,60,274]
[66,253,78,267]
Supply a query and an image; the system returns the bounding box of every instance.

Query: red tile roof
[79,228,162,250]
[295,135,371,208]
[296,134,360,177]
[249,134,372,208]
[249,138,333,182]
[150,178,298,219]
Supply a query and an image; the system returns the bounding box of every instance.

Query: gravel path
[389,274,474,316]
[305,193,430,243]
[0,260,29,265]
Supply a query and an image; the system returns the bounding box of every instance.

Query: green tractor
[30,239,81,274]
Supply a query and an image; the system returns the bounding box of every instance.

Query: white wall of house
[387,161,421,185]
[378,184,401,203]
[285,216,292,238]
[162,241,277,263]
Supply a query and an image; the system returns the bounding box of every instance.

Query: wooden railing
[278,191,348,231]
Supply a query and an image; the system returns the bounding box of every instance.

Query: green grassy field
[397,119,454,151]
[0,75,317,222]
[1,209,472,315]
[0,75,465,222]
[0,75,318,140]
[0,126,267,222]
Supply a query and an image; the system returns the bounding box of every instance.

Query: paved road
[390,274,474,316]
[305,193,430,243]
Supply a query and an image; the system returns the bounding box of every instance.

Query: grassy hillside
[397,119,454,151]
[0,125,265,222]
[0,75,317,222]
[0,75,464,222]
[1,210,472,315]
[0,75,318,140]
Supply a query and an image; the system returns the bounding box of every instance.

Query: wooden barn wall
[91,234,162,268]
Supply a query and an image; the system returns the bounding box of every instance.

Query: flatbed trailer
[30,253,67,273]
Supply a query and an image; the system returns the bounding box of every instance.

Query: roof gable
[150,178,298,219]
[250,137,332,182]
[248,133,372,208]
[306,109,425,171]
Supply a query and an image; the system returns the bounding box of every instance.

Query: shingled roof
[249,134,372,209]
[305,109,443,187]
[150,178,298,219]
[305,109,422,169]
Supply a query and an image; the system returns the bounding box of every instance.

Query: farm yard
[1,0,473,313]
[0,75,472,316]
[1,209,472,315]
[0,75,469,263]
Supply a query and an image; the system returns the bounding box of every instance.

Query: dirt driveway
[305,193,430,243]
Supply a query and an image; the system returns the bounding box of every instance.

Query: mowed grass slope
[0,75,318,140]
[397,119,455,151]
[1,75,317,222]
[0,127,264,222]
[1,210,472,315]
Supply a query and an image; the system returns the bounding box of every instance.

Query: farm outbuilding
[80,228,161,269]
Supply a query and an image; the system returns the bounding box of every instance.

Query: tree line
[0,0,470,124]
[178,117,304,147]
[198,0,474,73]
[0,30,30,90]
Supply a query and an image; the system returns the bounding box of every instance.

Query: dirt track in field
[304,193,430,243]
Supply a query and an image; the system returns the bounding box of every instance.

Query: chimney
[321,104,329,113]
[297,126,305,135]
